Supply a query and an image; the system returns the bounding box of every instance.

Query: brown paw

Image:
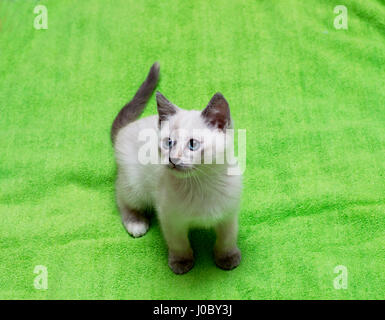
[214,247,241,270]
[168,253,194,275]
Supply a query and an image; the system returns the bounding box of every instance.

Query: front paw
[168,252,194,275]
[214,247,241,270]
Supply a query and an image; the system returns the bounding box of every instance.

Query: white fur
[123,220,149,238]
[114,108,242,273]
[115,110,242,226]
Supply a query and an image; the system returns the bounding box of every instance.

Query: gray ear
[201,93,231,130]
[156,91,178,122]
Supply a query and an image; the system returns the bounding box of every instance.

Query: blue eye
[163,137,175,149]
[188,139,200,151]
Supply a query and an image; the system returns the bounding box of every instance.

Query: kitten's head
[156,91,232,177]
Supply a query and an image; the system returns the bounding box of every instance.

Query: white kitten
[112,63,242,274]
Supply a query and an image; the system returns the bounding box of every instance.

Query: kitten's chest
[158,174,242,225]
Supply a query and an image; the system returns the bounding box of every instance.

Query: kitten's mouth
[168,163,193,172]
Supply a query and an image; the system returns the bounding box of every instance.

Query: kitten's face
[156,92,231,177]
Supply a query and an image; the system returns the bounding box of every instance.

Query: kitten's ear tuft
[201,93,231,130]
[156,91,178,122]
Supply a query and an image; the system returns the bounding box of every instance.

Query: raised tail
[111,62,160,142]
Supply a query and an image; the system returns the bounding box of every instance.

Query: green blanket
[1,0,384,299]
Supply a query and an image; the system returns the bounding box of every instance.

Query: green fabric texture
[1,0,384,299]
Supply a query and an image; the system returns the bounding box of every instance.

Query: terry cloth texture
[0,0,384,299]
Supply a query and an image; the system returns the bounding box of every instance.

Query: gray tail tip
[152,61,160,73]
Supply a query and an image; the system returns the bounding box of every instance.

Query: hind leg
[117,197,149,238]
[121,206,149,238]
